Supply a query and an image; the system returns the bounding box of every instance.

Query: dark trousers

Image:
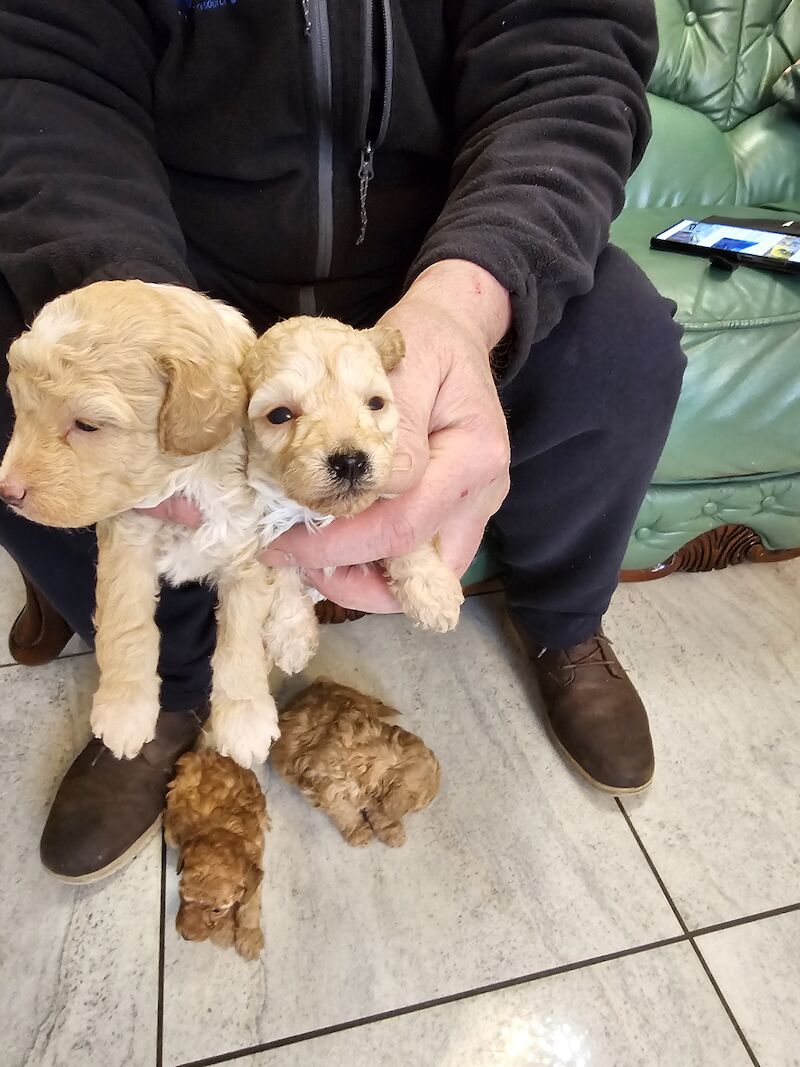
[0,246,684,708]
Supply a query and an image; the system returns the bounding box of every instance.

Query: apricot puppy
[166,751,268,961]
[271,678,441,847]
[242,316,464,669]
[0,281,280,767]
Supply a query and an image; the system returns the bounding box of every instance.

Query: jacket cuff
[407,243,537,384]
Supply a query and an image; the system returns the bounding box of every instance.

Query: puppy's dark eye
[367,396,384,411]
[74,420,99,433]
[211,906,222,914]
[266,407,294,425]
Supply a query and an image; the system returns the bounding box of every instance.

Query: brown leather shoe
[315,600,367,624]
[512,622,654,794]
[9,569,75,666]
[40,705,208,883]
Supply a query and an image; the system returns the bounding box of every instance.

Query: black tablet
[650,217,800,275]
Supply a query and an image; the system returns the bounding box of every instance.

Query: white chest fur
[131,434,262,587]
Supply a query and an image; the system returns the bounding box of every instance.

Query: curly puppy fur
[0,281,283,767]
[242,316,464,662]
[165,751,269,960]
[271,678,441,847]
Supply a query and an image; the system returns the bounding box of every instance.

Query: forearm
[410,0,657,372]
[400,260,511,353]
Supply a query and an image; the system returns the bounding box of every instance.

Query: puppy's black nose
[328,450,369,484]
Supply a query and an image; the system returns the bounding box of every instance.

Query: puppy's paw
[391,568,464,633]
[209,921,236,950]
[342,821,373,848]
[268,627,318,675]
[211,697,280,769]
[235,926,264,961]
[91,694,159,759]
[375,819,407,848]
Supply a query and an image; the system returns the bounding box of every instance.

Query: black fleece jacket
[0,0,657,373]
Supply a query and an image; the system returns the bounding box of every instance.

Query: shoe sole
[503,615,653,796]
[43,814,163,885]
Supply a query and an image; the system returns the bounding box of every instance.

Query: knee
[599,245,686,399]
[555,246,686,438]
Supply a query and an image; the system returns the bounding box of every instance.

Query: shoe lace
[539,633,617,670]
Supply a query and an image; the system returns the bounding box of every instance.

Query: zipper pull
[300,0,311,37]
[357,141,374,246]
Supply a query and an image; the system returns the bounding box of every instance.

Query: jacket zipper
[304,0,334,313]
[357,0,394,246]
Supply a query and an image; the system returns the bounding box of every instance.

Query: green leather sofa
[465,0,800,586]
[618,0,800,575]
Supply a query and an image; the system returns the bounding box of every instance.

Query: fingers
[135,495,204,527]
[434,512,489,579]
[304,564,401,614]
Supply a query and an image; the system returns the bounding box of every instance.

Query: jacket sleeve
[409,0,658,375]
[0,0,195,322]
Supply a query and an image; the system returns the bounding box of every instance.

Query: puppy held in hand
[271,678,441,847]
[165,751,268,960]
[0,281,280,767]
[242,316,464,665]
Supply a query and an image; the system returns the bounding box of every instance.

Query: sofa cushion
[650,0,800,131]
[626,96,800,213]
[611,204,800,484]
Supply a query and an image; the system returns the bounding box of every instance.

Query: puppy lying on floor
[166,751,268,960]
[271,678,441,847]
[0,281,283,767]
[242,316,464,671]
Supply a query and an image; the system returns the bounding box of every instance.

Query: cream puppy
[242,316,464,665]
[0,280,280,767]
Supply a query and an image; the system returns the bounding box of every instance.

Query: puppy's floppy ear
[158,352,248,455]
[156,299,255,455]
[364,325,405,372]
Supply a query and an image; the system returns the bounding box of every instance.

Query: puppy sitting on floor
[166,751,268,960]
[271,678,441,847]
[242,316,464,671]
[0,281,283,767]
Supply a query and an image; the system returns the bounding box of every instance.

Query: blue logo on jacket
[178,0,238,14]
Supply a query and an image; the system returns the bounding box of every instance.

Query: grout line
[173,934,688,1067]
[156,832,167,1067]
[692,900,800,938]
[614,798,688,933]
[616,799,760,1067]
[689,940,760,1067]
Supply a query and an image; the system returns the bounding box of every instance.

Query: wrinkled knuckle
[481,432,510,478]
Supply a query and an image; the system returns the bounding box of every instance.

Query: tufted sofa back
[626,0,800,210]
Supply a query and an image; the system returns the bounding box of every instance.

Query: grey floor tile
[162,597,680,1066]
[0,657,160,1067]
[0,548,88,667]
[604,562,800,928]
[228,942,752,1067]
[698,909,800,1067]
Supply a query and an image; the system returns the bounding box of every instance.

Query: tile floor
[2,548,799,1067]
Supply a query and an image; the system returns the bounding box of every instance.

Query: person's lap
[0,246,684,683]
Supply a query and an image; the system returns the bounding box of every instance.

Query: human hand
[135,496,204,526]
[259,259,512,613]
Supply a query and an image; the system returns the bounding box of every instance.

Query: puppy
[165,751,268,960]
[242,316,464,670]
[271,678,441,847]
[0,280,281,767]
